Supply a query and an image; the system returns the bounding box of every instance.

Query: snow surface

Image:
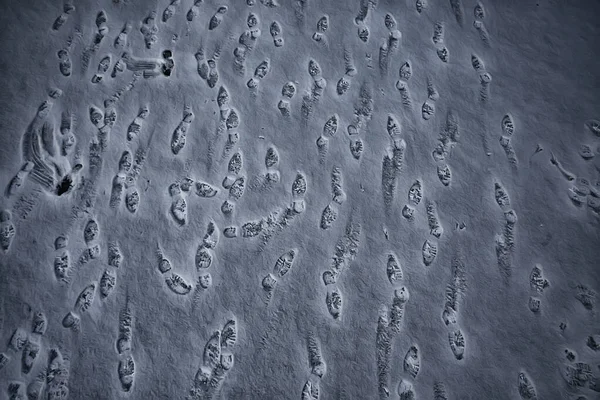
[0,0,599,399]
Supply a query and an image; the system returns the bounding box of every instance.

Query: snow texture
[0,0,600,399]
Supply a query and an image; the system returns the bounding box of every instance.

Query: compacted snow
[0,0,599,398]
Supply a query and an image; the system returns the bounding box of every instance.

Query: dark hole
[163,50,173,59]
[162,67,172,77]
[56,176,73,196]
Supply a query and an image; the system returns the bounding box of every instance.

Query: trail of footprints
[321,215,362,320]
[156,244,193,296]
[171,105,195,156]
[216,86,235,162]
[301,59,327,126]
[196,38,224,88]
[261,249,298,304]
[432,22,450,63]
[80,10,110,72]
[396,138,442,270]
[116,294,136,393]
[441,255,467,361]
[527,263,549,314]
[336,48,357,97]
[499,113,519,168]
[1,309,71,400]
[221,149,247,221]
[248,171,309,252]
[376,251,448,400]
[396,61,414,111]
[382,114,407,212]
[312,14,329,44]
[207,86,242,175]
[558,332,600,397]
[232,13,263,76]
[52,2,76,31]
[316,114,338,164]
[0,209,16,253]
[250,145,281,193]
[432,109,460,187]
[472,2,490,48]
[422,77,440,120]
[422,200,442,267]
[278,81,297,117]
[319,167,346,230]
[549,119,600,216]
[301,332,326,400]
[376,252,410,398]
[0,2,596,398]
[188,317,238,400]
[378,13,402,77]
[344,82,373,160]
[192,221,220,304]
[493,180,517,278]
